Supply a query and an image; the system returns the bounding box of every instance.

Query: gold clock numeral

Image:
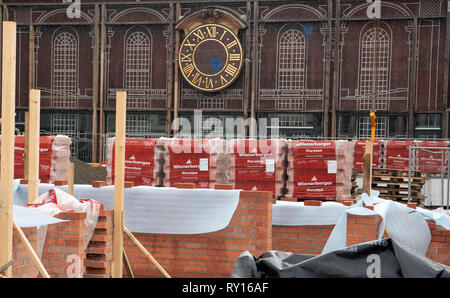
[229,54,241,61]
[220,75,228,85]
[206,26,217,38]
[192,72,203,87]
[226,40,238,49]
[183,63,195,77]
[205,78,214,89]
[224,64,238,77]
[184,40,196,51]
[219,30,227,41]
[193,29,205,41]
[181,53,192,63]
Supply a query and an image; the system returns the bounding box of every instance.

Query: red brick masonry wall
[122,190,273,278]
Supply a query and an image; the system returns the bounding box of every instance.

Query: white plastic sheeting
[322,193,432,256]
[272,201,352,226]
[14,183,241,235]
[13,205,67,228]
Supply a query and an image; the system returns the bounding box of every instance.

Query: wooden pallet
[370,168,427,204]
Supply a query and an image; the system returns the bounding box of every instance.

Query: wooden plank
[123,250,134,278]
[28,89,40,204]
[24,111,29,180]
[243,0,251,136]
[112,91,126,278]
[12,220,50,278]
[362,140,373,195]
[68,162,74,195]
[442,11,450,138]
[0,21,16,278]
[123,226,171,278]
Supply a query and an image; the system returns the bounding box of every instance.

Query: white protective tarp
[322,191,433,256]
[14,183,241,235]
[272,201,353,226]
[13,205,67,228]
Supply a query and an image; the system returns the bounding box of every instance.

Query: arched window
[52,31,78,108]
[125,31,151,94]
[277,28,306,90]
[359,26,390,110]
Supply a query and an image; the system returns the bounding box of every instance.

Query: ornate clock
[179,24,243,92]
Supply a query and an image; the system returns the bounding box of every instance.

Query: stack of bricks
[11,227,39,278]
[41,212,87,278]
[122,190,273,278]
[50,135,71,183]
[84,209,114,278]
[346,212,383,247]
[425,220,450,265]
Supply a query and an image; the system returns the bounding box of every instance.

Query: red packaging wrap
[383,140,415,170]
[285,140,353,201]
[416,140,449,174]
[353,140,383,172]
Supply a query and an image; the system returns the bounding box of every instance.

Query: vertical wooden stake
[112,91,126,278]
[24,111,29,180]
[28,89,40,204]
[0,21,16,278]
[362,140,374,196]
[68,162,74,195]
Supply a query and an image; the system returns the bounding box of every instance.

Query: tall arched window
[52,31,78,108]
[359,26,390,110]
[277,28,306,90]
[125,30,151,109]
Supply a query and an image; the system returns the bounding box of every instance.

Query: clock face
[179,24,243,92]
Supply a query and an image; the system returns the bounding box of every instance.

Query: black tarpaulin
[231,238,450,278]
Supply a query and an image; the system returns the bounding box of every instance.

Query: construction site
[0,0,449,281]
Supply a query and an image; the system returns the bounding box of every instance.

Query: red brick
[92,181,107,187]
[304,200,322,206]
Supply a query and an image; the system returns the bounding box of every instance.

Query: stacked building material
[106,137,161,186]
[285,140,353,201]
[227,139,287,198]
[416,140,449,174]
[353,139,383,172]
[160,138,228,188]
[383,140,415,170]
[49,135,71,183]
[0,135,70,183]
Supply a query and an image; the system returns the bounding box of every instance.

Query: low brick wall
[123,190,273,278]
[12,227,39,278]
[272,225,334,254]
[426,220,450,266]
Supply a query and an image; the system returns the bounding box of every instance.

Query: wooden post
[112,91,126,278]
[68,162,74,195]
[123,226,171,278]
[28,89,40,204]
[0,21,16,278]
[122,250,134,278]
[13,220,50,278]
[24,111,29,180]
[362,140,373,196]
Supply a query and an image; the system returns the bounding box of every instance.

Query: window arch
[125,30,151,92]
[277,28,306,90]
[358,25,391,110]
[52,30,78,108]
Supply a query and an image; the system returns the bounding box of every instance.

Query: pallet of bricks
[0,135,70,183]
[371,168,427,204]
[158,138,229,188]
[227,139,287,200]
[283,140,354,202]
